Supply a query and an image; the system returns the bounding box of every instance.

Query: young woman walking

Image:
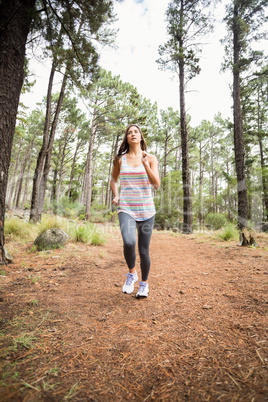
[110,124,160,298]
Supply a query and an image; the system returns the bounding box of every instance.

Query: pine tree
[157,0,213,234]
[224,0,267,240]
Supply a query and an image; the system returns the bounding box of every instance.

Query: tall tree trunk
[21,151,33,210]
[198,141,203,229]
[0,0,35,263]
[30,60,56,222]
[258,133,268,221]
[163,131,169,178]
[233,3,248,231]
[257,90,268,221]
[39,67,68,217]
[210,132,215,213]
[226,155,231,220]
[6,136,23,209]
[179,37,192,234]
[85,108,97,220]
[67,140,81,198]
[56,135,69,204]
[105,134,117,208]
[51,167,58,214]
[14,141,32,209]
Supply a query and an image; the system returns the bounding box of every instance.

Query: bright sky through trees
[22,0,233,126]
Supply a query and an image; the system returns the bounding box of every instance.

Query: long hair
[114,124,147,163]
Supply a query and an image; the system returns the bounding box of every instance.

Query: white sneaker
[136,281,149,298]
[122,272,138,294]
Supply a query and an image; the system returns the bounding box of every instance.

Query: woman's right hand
[112,196,119,206]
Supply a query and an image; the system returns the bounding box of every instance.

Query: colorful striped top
[117,154,156,221]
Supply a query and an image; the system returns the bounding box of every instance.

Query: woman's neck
[128,144,142,156]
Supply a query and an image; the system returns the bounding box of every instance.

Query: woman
[110,124,160,298]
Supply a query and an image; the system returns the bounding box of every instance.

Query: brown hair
[114,124,147,162]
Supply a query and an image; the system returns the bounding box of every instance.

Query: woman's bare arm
[110,159,121,205]
[142,152,160,190]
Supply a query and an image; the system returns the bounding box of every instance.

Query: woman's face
[127,125,142,144]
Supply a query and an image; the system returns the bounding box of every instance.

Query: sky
[21,0,233,127]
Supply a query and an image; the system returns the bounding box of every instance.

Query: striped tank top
[118,154,156,221]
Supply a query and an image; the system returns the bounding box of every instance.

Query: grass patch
[37,215,69,235]
[4,217,37,242]
[218,224,239,242]
[90,230,105,246]
[69,222,105,245]
[12,333,36,351]
[27,299,38,306]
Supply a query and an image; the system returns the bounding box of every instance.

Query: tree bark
[40,67,68,215]
[257,90,268,221]
[21,150,33,210]
[105,133,117,208]
[210,131,215,213]
[198,141,204,229]
[30,60,56,222]
[179,21,192,233]
[67,139,81,199]
[85,107,97,220]
[0,0,36,263]
[233,3,248,231]
[14,140,33,209]
[163,130,169,178]
[6,136,23,209]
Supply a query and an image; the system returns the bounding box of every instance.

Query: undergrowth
[218,224,239,241]
[4,214,106,249]
[4,217,37,242]
[69,222,105,245]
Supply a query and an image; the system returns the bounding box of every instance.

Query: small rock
[203,304,212,309]
[3,246,13,263]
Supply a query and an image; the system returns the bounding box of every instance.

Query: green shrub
[91,203,108,212]
[44,197,85,218]
[205,213,227,230]
[218,224,239,241]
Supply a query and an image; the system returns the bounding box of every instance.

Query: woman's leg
[137,216,155,282]
[118,212,137,270]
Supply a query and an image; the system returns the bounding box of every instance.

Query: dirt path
[0,227,267,401]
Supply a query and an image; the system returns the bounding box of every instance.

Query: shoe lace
[125,273,135,286]
[139,282,147,292]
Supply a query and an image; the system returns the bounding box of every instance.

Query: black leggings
[118,212,155,282]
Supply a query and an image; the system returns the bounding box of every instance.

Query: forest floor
[0,224,268,401]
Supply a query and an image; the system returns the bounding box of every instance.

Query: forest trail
[0,227,267,401]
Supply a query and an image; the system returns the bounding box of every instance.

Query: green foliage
[205,213,227,230]
[48,197,86,219]
[218,224,239,242]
